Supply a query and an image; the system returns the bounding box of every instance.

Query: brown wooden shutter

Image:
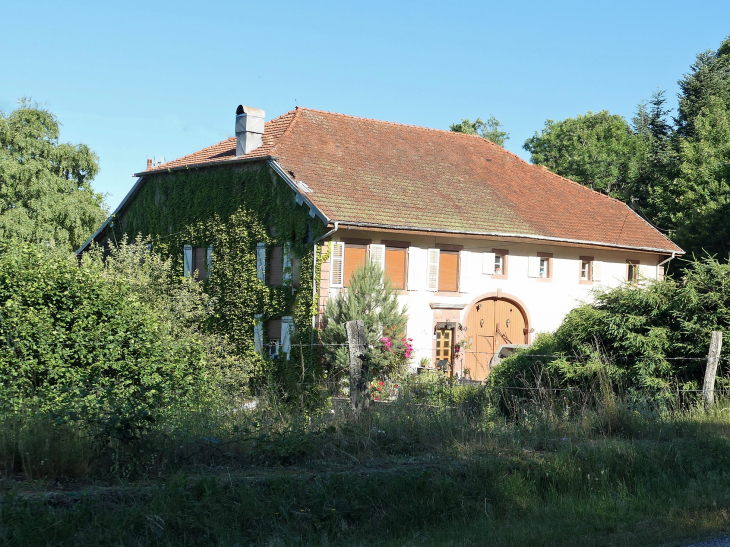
[268,246,283,285]
[438,251,458,292]
[267,318,282,340]
[385,248,406,290]
[344,245,367,287]
[193,247,208,280]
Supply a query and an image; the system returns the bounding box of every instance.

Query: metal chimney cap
[236,105,265,117]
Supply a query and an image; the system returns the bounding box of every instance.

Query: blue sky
[2,0,729,210]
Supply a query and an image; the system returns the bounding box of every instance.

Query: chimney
[235,105,265,156]
[147,158,152,170]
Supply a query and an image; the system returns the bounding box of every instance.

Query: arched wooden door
[464,298,527,380]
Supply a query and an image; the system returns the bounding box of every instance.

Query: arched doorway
[463,297,528,381]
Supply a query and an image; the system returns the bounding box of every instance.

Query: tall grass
[3,381,730,545]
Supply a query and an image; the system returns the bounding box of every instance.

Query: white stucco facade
[318,229,669,377]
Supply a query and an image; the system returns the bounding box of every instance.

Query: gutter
[656,252,677,279]
[334,221,684,256]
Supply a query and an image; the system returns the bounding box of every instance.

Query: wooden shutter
[482,252,495,275]
[281,316,294,359]
[254,314,263,353]
[206,245,213,277]
[344,245,367,287]
[639,264,653,280]
[426,248,440,291]
[527,256,541,278]
[407,247,421,290]
[256,243,266,281]
[369,244,386,272]
[458,251,466,293]
[268,246,284,285]
[183,245,193,277]
[438,251,458,292]
[592,261,602,282]
[283,243,292,283]
[330,242,345,287]
[385,248,407,290]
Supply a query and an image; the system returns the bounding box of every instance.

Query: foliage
[523,110,644,200]
[0,240,241,441]
[107,163,326,400]
[450,115,510,146]
[320,262,409,382]
[491,257,730,391]
[0,99,107,250]
[676,35,730,139]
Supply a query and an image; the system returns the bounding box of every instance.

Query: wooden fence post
[703,331,723,408]
[345,320,369,417]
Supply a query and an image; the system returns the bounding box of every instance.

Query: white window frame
[482,252,496,275]
[256,242,266,281]
[183,245,193,277]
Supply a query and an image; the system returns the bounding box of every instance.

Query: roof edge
[334,221,684,255]
[133,154,276,177]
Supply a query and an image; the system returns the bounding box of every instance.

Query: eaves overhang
[332,220,685,256]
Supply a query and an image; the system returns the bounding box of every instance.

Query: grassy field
[2,384,730,546]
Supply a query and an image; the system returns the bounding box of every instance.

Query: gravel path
[685,536,730,547]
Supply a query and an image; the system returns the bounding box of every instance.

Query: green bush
[0,240,245,440]
[491,258,730,392]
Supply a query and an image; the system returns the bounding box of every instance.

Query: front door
[464,298,527,381]
[435,328,454,373]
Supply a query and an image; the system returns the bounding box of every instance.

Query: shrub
[491,257,730,392]
[320,262,409,383]
[0,240,245,440]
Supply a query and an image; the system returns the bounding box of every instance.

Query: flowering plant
[370,379,399,401]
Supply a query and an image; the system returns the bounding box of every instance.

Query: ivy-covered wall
[104,162,328,393]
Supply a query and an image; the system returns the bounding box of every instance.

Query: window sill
[491,274,508,280]
[536,277,552,283]
[579,280,593,285]
[434,291,462,297]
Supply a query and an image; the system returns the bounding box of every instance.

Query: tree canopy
[450,116,510,147]
[0,100,107,250]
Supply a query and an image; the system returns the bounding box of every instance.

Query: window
[385,247,407,290]
[330,240,371,288]
[579,256,593,284]
[267,319,282,358]
[492,249,508,279]
[184,245,211,281]
[435,328,453,367]
[528,253,553,280]
[438,251,459,292]
[627,260,640,285]
[268,246,284,285]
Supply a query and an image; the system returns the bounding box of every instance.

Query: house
[79,105,683,381]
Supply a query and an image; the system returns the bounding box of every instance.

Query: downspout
[310,222,339,347]
[656,252,676,279]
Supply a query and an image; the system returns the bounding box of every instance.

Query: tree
[0,99,107,250]
[676,36,730,139]
[450,115,510,147]
[320,262,409,382]
[523,110,643,200]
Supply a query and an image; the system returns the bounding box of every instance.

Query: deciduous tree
[0,99,107,250]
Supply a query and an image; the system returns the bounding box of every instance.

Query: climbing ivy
[106,163,327,398]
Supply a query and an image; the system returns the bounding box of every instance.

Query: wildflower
[378,381,384,386]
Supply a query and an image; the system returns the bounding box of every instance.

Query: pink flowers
[380,337,392,350]
[404,338,413,360]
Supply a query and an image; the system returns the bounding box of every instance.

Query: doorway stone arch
[461,292,531,381]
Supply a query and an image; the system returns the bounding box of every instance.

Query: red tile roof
[142,108,682,254]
